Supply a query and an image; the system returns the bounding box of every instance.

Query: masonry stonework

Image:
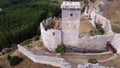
[61,1,81,46]
[40,1,120,53]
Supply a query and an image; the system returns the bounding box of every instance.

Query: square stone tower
[61,1,81,47]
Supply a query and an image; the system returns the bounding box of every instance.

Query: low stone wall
[17,45,71,68]
[77,63,110,68]
[111,33,120,54]
[66,51,112,56]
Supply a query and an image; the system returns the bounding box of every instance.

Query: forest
[0,0,61,50]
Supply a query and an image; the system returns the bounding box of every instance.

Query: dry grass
[80,17,94,36]
[53,19,61,30]
[103,1,120,33]
[0,50,59,68]
[62,53,114,68]
[100,55,120,68]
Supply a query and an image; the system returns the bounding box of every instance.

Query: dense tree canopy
[0,0,61,50]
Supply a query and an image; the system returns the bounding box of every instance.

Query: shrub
[33,35,39,41]
[88,58,98,64]
[81,5,86,14]
[84,0,89,5]
[7,55,12,60]
[7,55,23,66]
[90,0,96,3]
[11,44,17,48]
[21,39,32,45]
[89,24,104,35]
[55,44,67,54]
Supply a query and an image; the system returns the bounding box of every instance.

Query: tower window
[53,32,55,36]
[70,13,73,17]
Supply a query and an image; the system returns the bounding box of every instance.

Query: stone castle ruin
[17,1,120,68]
[40,1,120,53]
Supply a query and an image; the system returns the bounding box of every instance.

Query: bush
[84,0,89,5]
[81,5,86,14]
[11,44,17,48]
[33,35,39,41]
[7,55,23,66]
[7,55,12,60]
[88,58,98,64]
[55,44,67,54]
[90,0,96,3]
[89,24,104,36]
[21,39,32,45]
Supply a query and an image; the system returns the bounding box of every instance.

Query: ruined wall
[40,1,114,52]
[111,33,120,53]
[88,0,113,35]
[79,9,114,51]
[78,2,114,51]
[40,22,61,51]
[90,10,113,35]
[78,35,113,51]
[18,45,71,68]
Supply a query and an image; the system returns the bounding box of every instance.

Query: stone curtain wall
[66,51,112,56]
[81,10,114,51]
[111,33,120,54]
[78,0,114,51]
[78,35,113,51]
[18,45,71,68]
[90,10,113,35]
[40,22,61,51]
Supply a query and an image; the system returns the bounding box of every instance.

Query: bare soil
[0,50,59,68]
[103,1,120,33]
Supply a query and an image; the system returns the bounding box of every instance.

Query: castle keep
[61,2,81,47]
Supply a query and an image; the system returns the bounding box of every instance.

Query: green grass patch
[88,58,98,64]
[55,44,67,55]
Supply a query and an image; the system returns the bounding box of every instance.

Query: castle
[16,1,120,68]
[40,1,119,53]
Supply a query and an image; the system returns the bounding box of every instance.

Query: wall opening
[53,32,55,36]
[70,13,73,17]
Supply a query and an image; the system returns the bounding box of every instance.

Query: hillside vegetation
[0,0,61,50]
